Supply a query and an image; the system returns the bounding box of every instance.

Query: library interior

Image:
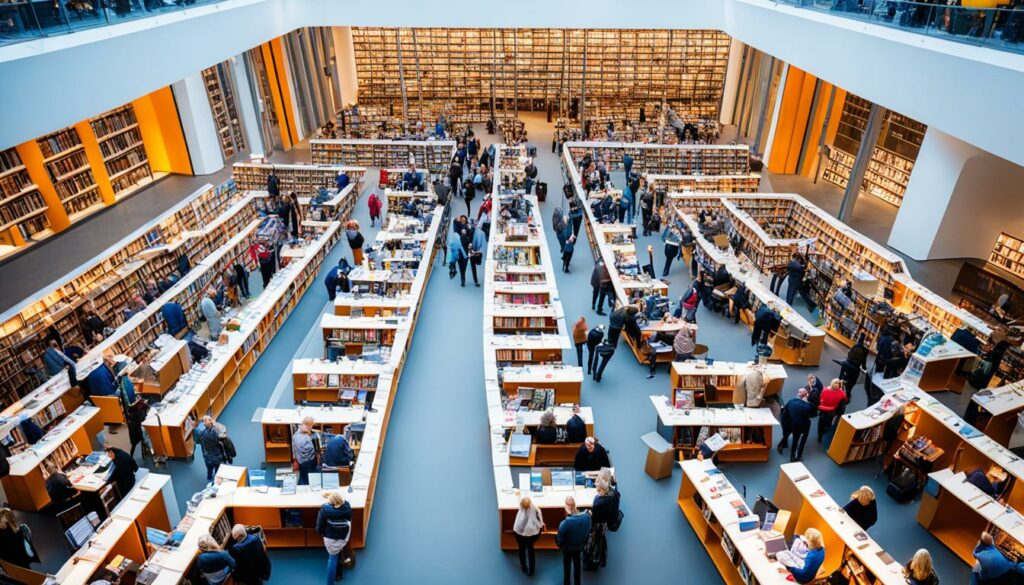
[2,3,1024,584]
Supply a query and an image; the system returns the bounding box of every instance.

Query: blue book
[248,469,267,487]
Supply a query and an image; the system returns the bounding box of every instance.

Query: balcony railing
[0,0,223,46]
[776,0,1024,54]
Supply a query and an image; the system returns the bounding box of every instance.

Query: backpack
[886,467,919,503]
[220,436,237,462]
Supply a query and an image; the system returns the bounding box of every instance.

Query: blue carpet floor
[22,115,972,584]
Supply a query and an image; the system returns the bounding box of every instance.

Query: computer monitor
[65,511,101,550]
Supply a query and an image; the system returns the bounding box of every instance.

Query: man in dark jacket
[557,496,591,585]
[86,355,119,398]
[784,253,806,306]
[105,445,138,496]
[574,437,611,471]
[161,302,189,338]
[751,305,781,347]
[586,325,605,375]
[229,524,272,585]
[608,302,640,346]
[324,261,345,301]
[777,388,814,462]
[593,341,616,383]
[566,408,587,444]
[591,261,612,316]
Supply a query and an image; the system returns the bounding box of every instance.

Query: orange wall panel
[798,81,836,178]
[132,87,192,175]
[767,67,806,174]
[269,38,300,148]
[75,121,115,205]
[784,71,818,174]
[15,141,70,231]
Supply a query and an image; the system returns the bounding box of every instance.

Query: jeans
[674,352,693,362]
[817,411,837,442]
[779,426,810,461]
[593,286,611,313]
[562,251,573,272]
[574,343,584,367]
[571,215,582,237]
[562,550,582,585]
[641,209,652,235]
[326,552,341,584]
[594,352,613,382]
[205,460,221,481]
[525,177,534,194]
[259,259,275,287]
[298,459,318,485]
[770,272,784,295]
[608,327,622,346]
[470,259,479,285]
[557,230,567,253]
[663,244,679,277]
[516,533,539,574]
[456,258,468,285]
[587,344,599,374]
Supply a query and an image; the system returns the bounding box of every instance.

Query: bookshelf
[670,361,787,406]
[309,139,456,176]
[647,173,761,195]
[989,232,1024,280]
[351,28,730,121]
[37,126,103,218]
[90,104,153,199]
[822,93,927,208]
[202,64,246,160]
[0,180,245,407]
[232,162,367,194]
[566,142,751,176]
[0,147,50,245]
[652,395,779,463]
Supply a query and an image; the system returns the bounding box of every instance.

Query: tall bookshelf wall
[90,104,153,198]
[351,28,730,121]
[36,126,103,219]
[822,92,927,208]
[202,64,246,160]
[0,148,50,244]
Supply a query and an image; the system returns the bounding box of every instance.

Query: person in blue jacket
[783,528,825,584]
[325,261,343,301]
[228,524,272,585]
[448,237,469,288]
[43,340,76,381]
[85,355,118,397]
[322,434,354,469]
[557,496,591,585]
[161,302,189,339]
[972,531,1024,585]
[777,387,814,462]
[197,534,235,585]
[336,172,349,192]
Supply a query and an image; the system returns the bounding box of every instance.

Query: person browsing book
[574,437,611,472]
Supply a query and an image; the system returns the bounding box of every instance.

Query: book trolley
[484,149,601,550]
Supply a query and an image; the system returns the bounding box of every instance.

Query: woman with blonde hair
[0,507,36,568]
[316,491,352,583]
[779,527,825,584]
[906,548,939,585]
[513,495,544,575]
[197,534,235,584]
[843,485,878,531]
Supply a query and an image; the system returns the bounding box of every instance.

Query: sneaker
[646,373,655,379]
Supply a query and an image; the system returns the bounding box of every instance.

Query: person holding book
[557,496,591,585]
[574,437,611,472]
[779,527,825,583]
[777,387,813,462]
[198,534,236,585]
[843,486,878,531]
[229,524,272,585]
[514,496,544,576]
[317,491,352,584]
[293,417,319,486]
[905,549,940,585]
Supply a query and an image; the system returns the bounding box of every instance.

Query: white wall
[172,72,226,175]
[889,128,1024,261]
[2,0,1024,169]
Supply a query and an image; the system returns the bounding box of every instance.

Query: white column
[889,128,1024,261]
[332,26,359,107]
[171,72,224,175]
[719,38,744,125]
[277,40,307,141]
[230,54,265,159]
[760,62,788,163]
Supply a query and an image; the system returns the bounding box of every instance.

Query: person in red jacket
[367,193,383,227]
[816,379,847,443]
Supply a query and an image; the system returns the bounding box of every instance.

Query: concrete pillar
[332,27,359,107]
[889,128,1024,261]
[230,54,264,159]
[171,72,225,175]
[838,102,884,223]
[719,38,745,126]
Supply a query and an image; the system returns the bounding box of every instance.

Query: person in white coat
[201,289,222,340]
[514,496,545,576]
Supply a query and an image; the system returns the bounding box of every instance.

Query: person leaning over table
[104,444,138,497]
[673,318,697,362]
[574,437,611,472]
[196,416,228,481]
[85,354,119,398]
[514,495,544,576]
[586,324,605,376]
[322,433,355,470]
[906,548,940,585]
[734,367,767,408]
[557,496,591,585]
[592,340,617,383]
[229,524,272,585]
[161,301,190,339]
[201,289,223,340]
[843,486,878,531]
[607,300,642,346]
[198,534,236,585]
[972,531,1023,585]
[317,491,353,584]
[566,406,587,444]
[293,416,319,486]
[777,387,814,462]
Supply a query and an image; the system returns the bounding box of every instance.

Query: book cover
[307,373,327,388]
[530,471,543,493]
